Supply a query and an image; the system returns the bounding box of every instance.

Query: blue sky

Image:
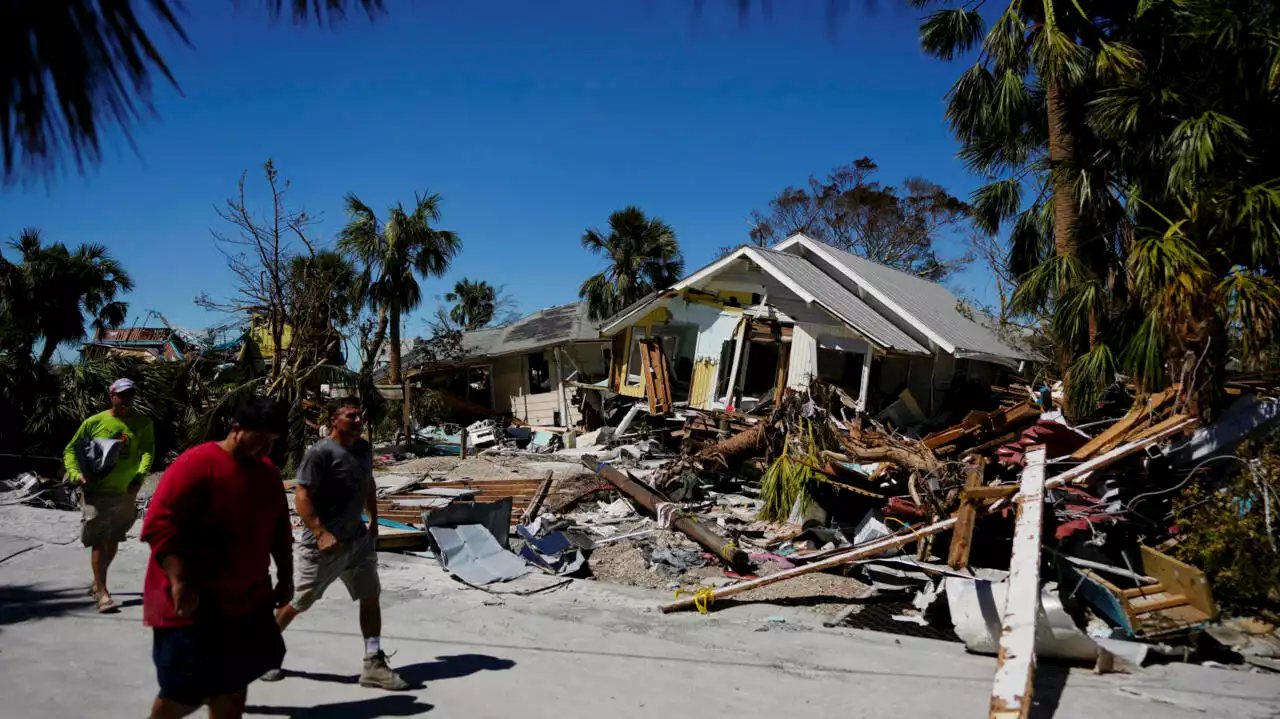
[0,0,993,345]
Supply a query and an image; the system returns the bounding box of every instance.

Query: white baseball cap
[109,378,136,394]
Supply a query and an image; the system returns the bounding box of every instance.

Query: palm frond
[971,178,1023,235]
[919,9,985,61]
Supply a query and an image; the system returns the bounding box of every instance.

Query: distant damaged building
[394,302,610,427]
[598,233,1032,419]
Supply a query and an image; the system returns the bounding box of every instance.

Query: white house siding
[508,389,580,427]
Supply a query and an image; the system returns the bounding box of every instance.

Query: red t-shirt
[141,441,291,627]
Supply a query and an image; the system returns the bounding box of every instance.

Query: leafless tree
[737,158,971,281]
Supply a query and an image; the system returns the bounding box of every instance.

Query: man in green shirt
[64,378,155,613]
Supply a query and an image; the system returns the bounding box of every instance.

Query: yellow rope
[883,516,925,542]
[674,585,717,614]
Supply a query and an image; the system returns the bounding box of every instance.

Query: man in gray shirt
[261,397,408,690]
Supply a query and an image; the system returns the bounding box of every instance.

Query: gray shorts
[291,533,380,611]
[80,491,137,546]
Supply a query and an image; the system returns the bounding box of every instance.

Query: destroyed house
[599,233,1031,417]
[398,302,610,426]
[81,326,195,362]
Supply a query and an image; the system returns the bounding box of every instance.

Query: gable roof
[745,249,929,354]
[774,234,1031,363]
[601,246,928,354]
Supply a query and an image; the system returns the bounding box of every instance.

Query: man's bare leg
[90,540,119,609]
[207,691,248,719]
[358,595,381,640]
[149,697,199,719]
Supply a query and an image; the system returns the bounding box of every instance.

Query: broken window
[527,352,551,393]
[626,334,643,386]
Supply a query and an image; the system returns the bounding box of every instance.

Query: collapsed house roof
[601,233,1031,366]
[399,302,606,376]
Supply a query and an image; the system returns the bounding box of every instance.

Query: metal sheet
[428,524,533,586]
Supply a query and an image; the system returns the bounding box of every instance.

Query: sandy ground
[2,503,1279,719]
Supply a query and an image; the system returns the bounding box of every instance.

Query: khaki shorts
[80,491,137,546]
[291,533,380,611]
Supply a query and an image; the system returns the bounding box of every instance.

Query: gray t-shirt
[296,437,372,547]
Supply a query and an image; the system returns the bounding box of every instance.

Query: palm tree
[3,228,134,365]
[916,1,1143,412]
[3,1,383,183]
[579,207,684,322]
[444,278,498,331]
[338,192,461,393]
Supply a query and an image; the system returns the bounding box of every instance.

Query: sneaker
[259,668,285,682]
[359,651,410,691]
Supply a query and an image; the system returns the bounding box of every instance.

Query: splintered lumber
[520,471,556,524]
[662,419,1198,615]
[1053,417,1197,487]
[662,516,960,613]
[948,459,986,569]
[841,444,940,473]
[1070,388,1177,460]
[582,456,748,567]
[989,447,1047,719]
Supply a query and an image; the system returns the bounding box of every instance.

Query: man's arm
[140,455,200,617]
[62,418,90,483]
[132,420,155,489]
[270,483,294,607]
[295,448,338,552]
[365,473,379,542]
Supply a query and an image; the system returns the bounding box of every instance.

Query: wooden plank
[639,337,673,415]
[947,459,985,569]
[1122,414,1191,445]
[923,425,971,450]
[1139,545,1217,620]
[1070,410,1145,460]
[662,515,959,613]
[963,485,1019,500]
[1120,583,1166,599]
[521,471,556,525]
[1053,417,1197,488]
[989,447,1047,719]
[1129,594,1191,615]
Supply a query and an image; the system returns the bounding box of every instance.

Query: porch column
[858,346,876,413]
[786,323,819,390]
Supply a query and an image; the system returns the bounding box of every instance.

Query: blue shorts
[152,607,284,706]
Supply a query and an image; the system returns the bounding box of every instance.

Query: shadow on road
[281,653,516,689]
[1028,663,1070,719]
[0,584,95,626]
[246,695,433,718]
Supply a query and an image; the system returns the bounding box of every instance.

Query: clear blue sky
[0,0,994,341]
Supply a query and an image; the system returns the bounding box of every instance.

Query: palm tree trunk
[360,306,388,376]
[388,301,402,385]
[1047,81,1078,261]
[38,338,57,365]
[1047,79,1099,356]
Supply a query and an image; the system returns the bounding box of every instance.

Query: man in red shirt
[141,398,293,719]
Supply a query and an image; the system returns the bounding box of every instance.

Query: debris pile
[357,375,1280,692]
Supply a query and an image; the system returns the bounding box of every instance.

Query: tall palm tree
[3,228,134,364]
[579,206,684,322]
[3,0,384,183]
[444,278,498,331]
[338,192,461,393]
[916,1,1141,412]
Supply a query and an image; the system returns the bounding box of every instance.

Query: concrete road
[1,505,1278,719]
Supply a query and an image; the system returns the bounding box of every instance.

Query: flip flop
[95,592,119,614]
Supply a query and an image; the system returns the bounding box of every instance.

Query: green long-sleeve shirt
[63,410,155,494]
